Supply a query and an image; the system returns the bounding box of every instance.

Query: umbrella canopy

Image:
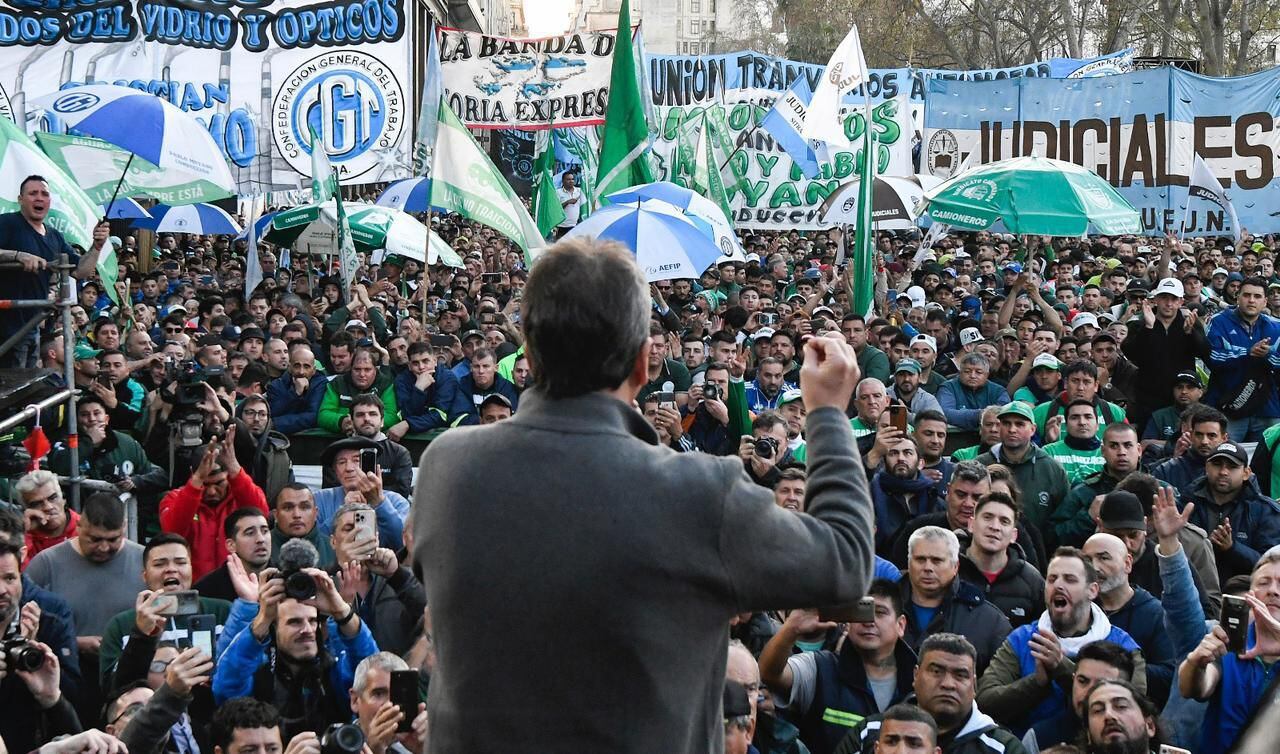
[375,178,446,214]
[266,201,461,267]
[133,203,242,235]
[235,212,278,242]
[563,198,723,282]
[921,155,1142,236]
[103,197,151,220]
[35,131,233,206]
[30,84,235,197]
[605,181,745,262]
[819,175,943,229]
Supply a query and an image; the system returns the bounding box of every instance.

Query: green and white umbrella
[265,201,462,267]
[921,155,1142,236]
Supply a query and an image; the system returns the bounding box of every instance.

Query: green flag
[96,244,121,307]
[36,132,232,206]
[594,0,653,201]
[703,105,747,195]
[850,122,877,316]
[692,117,732,221]
[0,118,99,250]
[309,124,338,202]
[431,102,545,260]
[532,131,565,237]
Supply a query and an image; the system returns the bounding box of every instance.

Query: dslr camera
[703,382,720,403]
[279,566,317,601]
[320,723,365,754]
[753,436,780,460]
[2,620,44,673]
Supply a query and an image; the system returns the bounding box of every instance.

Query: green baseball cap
[997,401,1036,422]
[73,343,102,361]
[778,388,804,407]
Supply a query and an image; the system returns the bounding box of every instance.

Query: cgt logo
[51,91,100,114]
[273,50,406,183]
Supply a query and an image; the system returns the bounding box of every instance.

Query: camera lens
[321,723,365,754]
[753,438,776,459]
[284,570,317,601]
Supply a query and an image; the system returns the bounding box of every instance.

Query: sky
[523,0,575,36]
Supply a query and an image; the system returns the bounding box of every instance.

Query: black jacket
[321,435,415,498]
[957,536,1044,628]
[1121,311,1208,418]
[898,578,1012,674]
[1182,475,1280,581]
[1104,586,1176,707]
[795,639,916,754]
[890,511,1046,572]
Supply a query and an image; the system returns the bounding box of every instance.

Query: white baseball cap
[910,333,937,353]
[1151,277,1185,298]
[905,285,927,308]
[1071,312,1100,330]
[959,327,983,346]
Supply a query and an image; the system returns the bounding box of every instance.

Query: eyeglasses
[110,701,146,725]
[148,659,173,674]
[165,326,183,333]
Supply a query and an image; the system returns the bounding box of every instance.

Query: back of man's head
[522,238,649,398]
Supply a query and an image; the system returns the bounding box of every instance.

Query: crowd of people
[5,168,1280,754]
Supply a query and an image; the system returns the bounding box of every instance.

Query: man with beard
[1042,400,1104,484]
[1021,641,1136,752]
[1082,680,1165,754]
[319,348,402,435]
[871,437,944,558]
[267,345,328,434]
[914,410,953,493]
[976,548,1145,737]
[1181,441,1280,581]
[746,356,794,412]
[1082,533,1175,706]
[236,393,293,505]
[1150,405,1229,496]
[271,484,337,569]
[1052,423,1143,548]
[890,359,944,423]
[958,493,1044,628]
[976,403,1071,538]
[194,508,272,603]
[909,334,948,396]
[834,633,1026,754]
[759,580,915,754]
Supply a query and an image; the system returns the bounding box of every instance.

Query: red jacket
[160,469,269,580]
[23,509,79,567]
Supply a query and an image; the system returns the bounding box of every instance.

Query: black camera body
[320,723,365,754]
[703,382,720,402]
[754,436,780,459]
[281,568,317,601]
[2,621,44,673]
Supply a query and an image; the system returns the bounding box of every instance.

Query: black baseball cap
[1207,441,1248,467]
[1173,372,1203,389]
[1098,491,1146,530]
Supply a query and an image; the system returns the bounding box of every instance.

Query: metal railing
[0,255,83,510]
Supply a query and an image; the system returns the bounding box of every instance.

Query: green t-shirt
[952,445,982,461]
[637,358,693,403]
[1042,440,1105,484]
[1033,398,1127,440]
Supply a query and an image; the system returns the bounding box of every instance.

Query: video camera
[165,360,225,448]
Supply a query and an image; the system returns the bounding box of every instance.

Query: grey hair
[908,525,960,564]
[958,352,990,371]
[856,377,886,396]
[353,651,409,693]
[1254,545,1280,578]
[725,716,752,732]
[979,405,1002,423]
[523,237,650,398]
[951,460,990,486]
[333,501,374,526]
[15,470,58,498]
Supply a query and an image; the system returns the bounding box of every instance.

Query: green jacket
[951,445,984,462]
[975,445,1070,536]
[318,372,401,433]
[49,430,166,491]
[1032,395,1127,440]
[99,596,232,684]
[856,346,891,383]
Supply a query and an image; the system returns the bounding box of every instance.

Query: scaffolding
[0,253,83,511]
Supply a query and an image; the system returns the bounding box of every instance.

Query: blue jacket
[1201,625,1277,754]
[1150,452,1207,498]
[394,364,467,432]
[744,379,794,413]
[1002,614,1141,735]
[936,379,1010,430]
[21,575,80,697]
[869,471,943,557]
[1183,475,1280,580]
[1106,586,1176,707]
[210,600,378,704]
[1205,307,1280,417]
[266,373,328,434]
[456,373,520,425]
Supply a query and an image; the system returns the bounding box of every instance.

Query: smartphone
[481,272,502,281]
[758,312,776,326]
[480,313,497,325]
[1158,746,1192,754]
[1221,594,1250,654]
[154,590,201,617]
[390,669,419,732]
[820,597,877,624]
[429,334,454,348]
[888,404,909,433]
[187,613,215,660]
[360,447,378,475]
[352,508,377,546]
[1137,245,1152,255]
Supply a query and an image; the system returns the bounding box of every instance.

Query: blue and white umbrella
[563,199,723,282]
[605,181,746,262]
[102,197,151,220]
[235,211,278,242]
[30,84,235,197]
[375,177,446,213]
[133,203,242,235]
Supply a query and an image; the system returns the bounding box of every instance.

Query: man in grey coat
[415,237,877,753]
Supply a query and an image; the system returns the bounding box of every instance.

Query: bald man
[1083,533,1175,706]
